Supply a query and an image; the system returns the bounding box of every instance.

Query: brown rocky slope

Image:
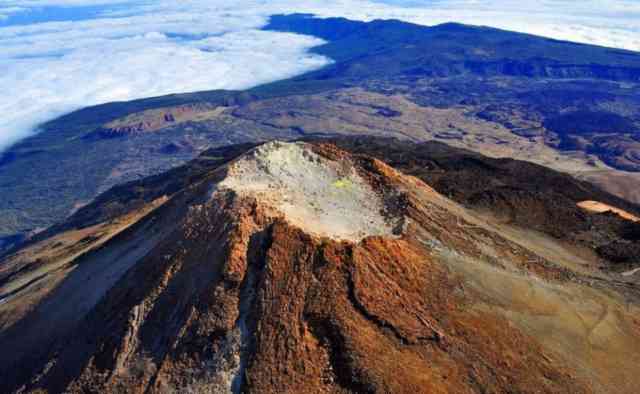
[1,142,640,393]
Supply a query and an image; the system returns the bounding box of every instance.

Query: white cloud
[0,0,638,152]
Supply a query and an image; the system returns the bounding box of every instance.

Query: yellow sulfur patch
[332,178,352,189]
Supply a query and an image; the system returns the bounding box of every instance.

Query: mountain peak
[216,141,402,241]
[2,141,640,393]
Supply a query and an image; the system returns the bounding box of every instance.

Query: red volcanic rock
[1,142,639,393]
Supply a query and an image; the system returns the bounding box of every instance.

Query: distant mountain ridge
[264,13,640,81]
[37,13,640,134]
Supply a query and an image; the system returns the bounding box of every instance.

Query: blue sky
[0,0,639,151]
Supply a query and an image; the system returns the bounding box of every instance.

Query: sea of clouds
[0,0,639,152]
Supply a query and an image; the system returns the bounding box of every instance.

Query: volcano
[1,141,640,393]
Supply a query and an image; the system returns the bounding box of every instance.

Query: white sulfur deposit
[218,141,397,241]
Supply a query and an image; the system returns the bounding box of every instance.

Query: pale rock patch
[217,141,398,242]
[577,200,640,222]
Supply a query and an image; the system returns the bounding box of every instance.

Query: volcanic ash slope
[1,142,640,393]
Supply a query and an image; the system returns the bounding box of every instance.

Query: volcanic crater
[215,141,403,242]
